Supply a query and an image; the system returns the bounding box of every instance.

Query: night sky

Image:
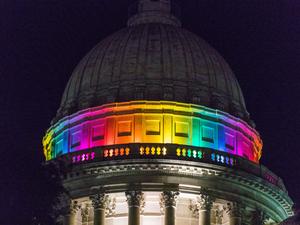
[1,0,299,224]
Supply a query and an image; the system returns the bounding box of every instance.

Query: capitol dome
[43,1,293,225]
[56,11,249,123]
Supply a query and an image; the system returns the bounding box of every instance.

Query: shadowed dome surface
[56,23,250,123]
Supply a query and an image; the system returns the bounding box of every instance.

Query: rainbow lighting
[43,101,262,163]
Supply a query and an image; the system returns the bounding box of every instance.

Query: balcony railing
[52,143,286,192]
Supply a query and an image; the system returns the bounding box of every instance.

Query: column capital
[90,192,109,210]
[65,200,81,215]
[188,192,214,217]
[125,190,144,207]
[197,189,214,210]
[226,202,243,217]
[161,191,180,208]
[55,193,80,215]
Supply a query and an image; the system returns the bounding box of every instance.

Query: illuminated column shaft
[197,192,214,225]
[63,200,80,225]
[199,210,210,225]
[126,190,143,225]
[162,191,180,225]
[227,202,242,225]
[64,214,76,225]
[90,193,108,225]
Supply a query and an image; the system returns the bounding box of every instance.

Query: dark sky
[1,0,299,224]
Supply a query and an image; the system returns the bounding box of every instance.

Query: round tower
[43,1,293,224]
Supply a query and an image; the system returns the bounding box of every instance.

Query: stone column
[226,202,242,225]
[90,192,109,225]
[196,192,214,225]
[125,190,144,225]
[161,191,180,225]
[63,200,80,225]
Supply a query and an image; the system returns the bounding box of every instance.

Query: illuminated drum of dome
[43,1,293,225]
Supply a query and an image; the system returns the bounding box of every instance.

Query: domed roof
[55,2,250,123]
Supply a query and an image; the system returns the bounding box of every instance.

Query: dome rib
[95,30,123,91]
[78,42,98,94]
[160,25,173,79]
[215,48,231,99]
[135,24,148,82]
[178,28,195,83]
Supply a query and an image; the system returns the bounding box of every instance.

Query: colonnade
[59,190,266,225]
